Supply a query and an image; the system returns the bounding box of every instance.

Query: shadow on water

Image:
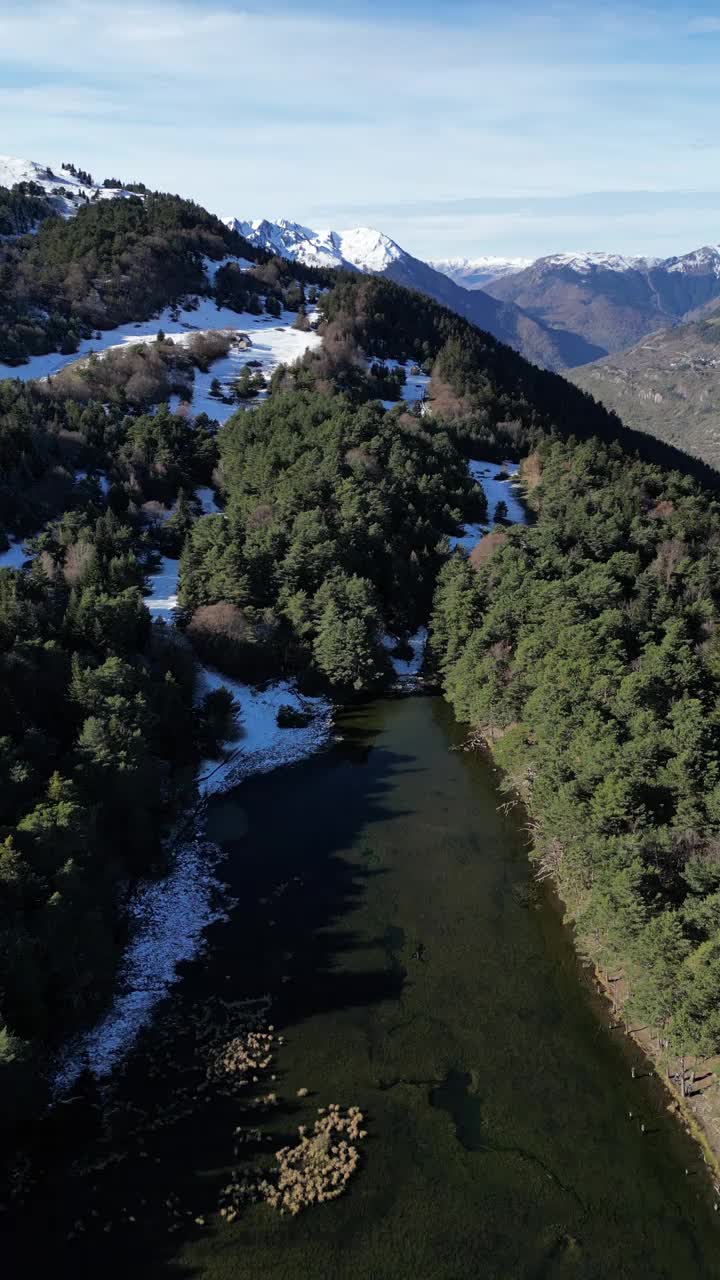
[7,696,720,1280]
[7,706,420,1278]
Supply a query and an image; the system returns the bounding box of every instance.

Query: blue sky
[2,0,720,259]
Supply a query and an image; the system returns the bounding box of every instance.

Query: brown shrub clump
[186,330,233,371]
[520,451,542,492]
[469,529,508,571]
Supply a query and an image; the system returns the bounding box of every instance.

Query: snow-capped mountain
[485,247,720,358]
[0,155,136,219]
[226,215,601,370]
[430,256,532,289]
[224,218,404,274]
[664,245,720,277]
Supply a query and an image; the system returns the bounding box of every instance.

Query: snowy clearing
[145,556,180,621]
[449,458,525,553]
[196,668,333,796]
[0,297,321,388]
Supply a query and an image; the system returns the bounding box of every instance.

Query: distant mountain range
[227,217,603,371]
[229,218,720,383]
[484,247,720,358]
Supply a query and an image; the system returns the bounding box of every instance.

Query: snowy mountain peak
[664,245,720,276]
[533,251,656,275]
[431,255,532,288]
[223,216,404,274]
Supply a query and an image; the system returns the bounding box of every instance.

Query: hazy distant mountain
[229,217,602,370]
[570,302,720,468]
[430,256,532,289]
[484,248,720,358]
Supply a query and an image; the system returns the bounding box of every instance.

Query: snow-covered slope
[431,255,532,289]
[0,155,135,218]
[225,217,404,274]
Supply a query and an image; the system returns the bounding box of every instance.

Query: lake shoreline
[471,725,720,1195]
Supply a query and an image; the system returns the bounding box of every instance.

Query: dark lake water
[10,695,720,1279]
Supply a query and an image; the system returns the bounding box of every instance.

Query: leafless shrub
[186,330,233,371]
[63,540,96,585]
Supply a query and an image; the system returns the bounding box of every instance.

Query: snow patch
[196,668,332,796]
[53,837,229,1088]
[449,458,526,553]
[382,627,427,685]
[145,556,179,621]
[0,297,321,385]
[0,154,136,220]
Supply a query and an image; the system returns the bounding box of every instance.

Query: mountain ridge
[230,215,603,371]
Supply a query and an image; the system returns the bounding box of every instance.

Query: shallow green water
[12,695,720,1278]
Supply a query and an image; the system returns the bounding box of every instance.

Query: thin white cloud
[2,0,720,257]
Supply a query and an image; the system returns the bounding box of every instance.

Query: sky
[2,0,720,261]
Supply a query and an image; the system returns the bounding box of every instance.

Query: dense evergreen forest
[430,439,720,1070]
[3,182,720,1170]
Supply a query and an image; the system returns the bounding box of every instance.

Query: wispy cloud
[2,0,720,257]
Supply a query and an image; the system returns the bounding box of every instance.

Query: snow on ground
[382,626,428,685]
[167,308,321,423]
[0,155,135,220]
[52,536,332,1090]
[376,359,429,411]
[0,298,321,387]
[196,667,333,796]
[449,459,526,553]
[202,254,254,284]
[52,667,332,1089]
[145,556,180,621]
[53,836,229,1088]
[196,486,221,514]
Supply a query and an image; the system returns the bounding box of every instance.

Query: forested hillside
[430,439,720,1066]
[0,189,332,367]
[3,183,720,1166]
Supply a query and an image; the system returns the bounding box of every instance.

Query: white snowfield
[665,245,720,276]
[382,627,428,685]
[0,154,135,219]
[226,216,404,274]
[0,296,322,397]
[524,248,720,277]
